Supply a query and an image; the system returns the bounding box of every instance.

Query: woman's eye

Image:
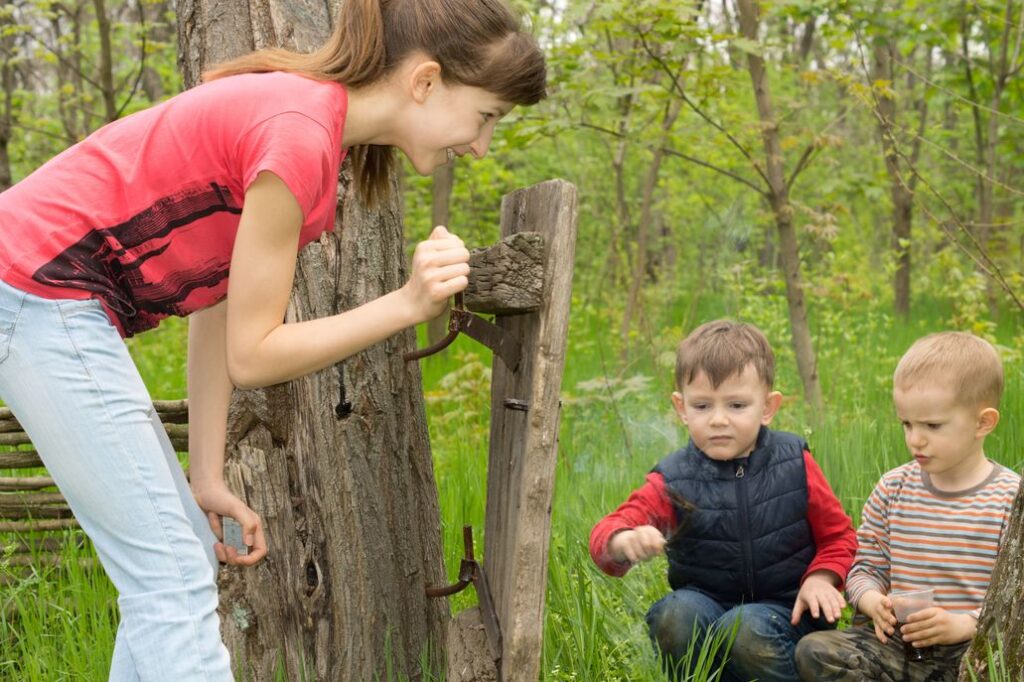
[926,423,942,430]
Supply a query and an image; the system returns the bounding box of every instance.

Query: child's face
[672,364,782,461]
[893,382,997,482]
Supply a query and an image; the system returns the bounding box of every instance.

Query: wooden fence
[0,400,188,565]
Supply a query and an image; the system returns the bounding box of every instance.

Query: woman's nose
[469,127,495,159]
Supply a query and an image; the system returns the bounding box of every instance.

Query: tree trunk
[734,0,823,412]
[620,99,680,360]
[427,162,454,345]
[0,0,14,190]
[870,41,915,318]
[959,486,1024,680]
[91,0,117,121]
[177,1,447,679]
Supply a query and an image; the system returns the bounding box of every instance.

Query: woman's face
[400,80,514,175]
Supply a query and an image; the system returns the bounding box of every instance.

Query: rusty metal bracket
[425,525,503,666]
[404,293,521,371]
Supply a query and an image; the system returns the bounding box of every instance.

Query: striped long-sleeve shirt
[846,460,1020,619]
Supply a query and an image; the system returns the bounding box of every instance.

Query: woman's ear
[761,391,783,425]
[408,59,443,104]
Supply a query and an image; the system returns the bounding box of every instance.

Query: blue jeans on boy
[0,279,232,681]
[646,587,828,682]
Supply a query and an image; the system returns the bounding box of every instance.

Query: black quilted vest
[653,427,815,606]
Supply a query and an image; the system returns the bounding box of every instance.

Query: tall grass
[1,296,1021,680]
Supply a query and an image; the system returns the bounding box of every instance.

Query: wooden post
[480,180,578,681]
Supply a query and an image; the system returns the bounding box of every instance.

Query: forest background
[1,0,1023,679]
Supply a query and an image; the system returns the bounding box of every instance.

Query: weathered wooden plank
[4,536,84,554]
[0,518,79,532]
[482,180,577,682]
[0,450,43,469]
[0,401,189,427]
[465,232,545,315]
[0,476,56,491]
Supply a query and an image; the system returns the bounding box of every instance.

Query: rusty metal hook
[403,294,465,363]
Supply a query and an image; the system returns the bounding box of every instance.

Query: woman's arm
[224,171,469,389]
[187,300,267,565]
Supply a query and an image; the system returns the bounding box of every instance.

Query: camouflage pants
[795,625,969,682]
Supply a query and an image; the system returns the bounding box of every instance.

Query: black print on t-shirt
[32,182,242,336]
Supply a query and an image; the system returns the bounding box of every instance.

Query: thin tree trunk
[871,40,927,318]
[735,0,823,412]
[141,0,172,101]
[620,98,681,359]
[427,163,454,345]
[92,0,117,121]
[0,0,14,190]
[177,0,447,679]
[958,487,1024,680]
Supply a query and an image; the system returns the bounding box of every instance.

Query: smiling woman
[0,0,545,679]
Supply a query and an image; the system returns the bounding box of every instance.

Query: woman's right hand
[608,525,666,564]
[192,481,268,567]
[402,226,471,323]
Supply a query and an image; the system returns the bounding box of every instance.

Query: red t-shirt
[0,71,348,337]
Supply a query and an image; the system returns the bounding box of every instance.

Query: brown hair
[894,332,1003,408]
[205,0,547,206]
[675,320,775,391]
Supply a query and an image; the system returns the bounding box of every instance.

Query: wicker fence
[0,400,189,567]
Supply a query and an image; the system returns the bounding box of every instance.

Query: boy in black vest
[590,320,857,681]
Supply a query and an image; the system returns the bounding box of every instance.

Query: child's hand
[858,590,897,644]
[402,226,471,324]
[902,608,977,647]
[607,525,666,564]
[790,570,846,624]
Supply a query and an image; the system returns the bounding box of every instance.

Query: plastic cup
[890,588,935,661]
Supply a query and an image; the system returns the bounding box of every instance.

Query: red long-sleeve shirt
[590,450,857,586]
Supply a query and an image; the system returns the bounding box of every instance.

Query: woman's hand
[401,226,471,323]
[191,481,268,566]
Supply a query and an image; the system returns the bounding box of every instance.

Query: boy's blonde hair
[675,320,774,391]
[894,332,1003,408]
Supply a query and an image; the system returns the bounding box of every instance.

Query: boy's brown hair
[675,320,775,391]
[894,331,1003,408]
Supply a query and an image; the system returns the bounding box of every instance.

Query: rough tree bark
[734,0,823,411]
[959,486,1024,680]
[177,0,447,679]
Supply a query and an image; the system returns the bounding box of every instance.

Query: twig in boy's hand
[664,489,697,547]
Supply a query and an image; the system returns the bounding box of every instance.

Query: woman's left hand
[192,481,268,566]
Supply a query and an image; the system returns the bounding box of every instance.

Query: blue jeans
[646,588,828,682]
[0,278,231,681]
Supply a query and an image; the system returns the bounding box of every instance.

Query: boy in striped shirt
[796,331,1020,681]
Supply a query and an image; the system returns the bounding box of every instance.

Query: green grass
[2,294,1021,680]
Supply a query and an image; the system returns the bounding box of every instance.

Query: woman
[0,0,546,678]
